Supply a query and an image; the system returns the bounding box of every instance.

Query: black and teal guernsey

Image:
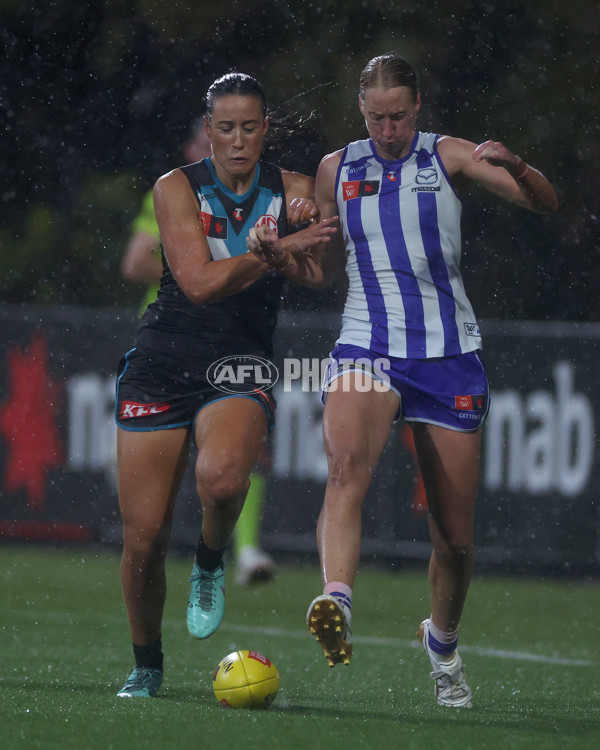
[134,158,287,371]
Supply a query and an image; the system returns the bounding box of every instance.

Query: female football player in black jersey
[115,72,336,698]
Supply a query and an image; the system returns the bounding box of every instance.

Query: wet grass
[1,545,598,749]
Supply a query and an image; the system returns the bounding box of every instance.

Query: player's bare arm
[312,150,347,283]
[247,153,345,289]
[154,169,269,305]
[438,136,558,213]
[120,231,162,284]
[247,216,338,284]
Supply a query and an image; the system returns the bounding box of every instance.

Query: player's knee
[122,526,169,563]
[327,446,372,488]
[436,540,474,567]
[195,462,250,506]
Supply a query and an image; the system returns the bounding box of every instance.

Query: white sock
[324,582,352,617]
[428,618,459,664]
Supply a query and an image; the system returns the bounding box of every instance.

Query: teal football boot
[116,666,163,698]
[187,560,225,639]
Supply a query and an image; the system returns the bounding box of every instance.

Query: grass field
[1,544,598,750]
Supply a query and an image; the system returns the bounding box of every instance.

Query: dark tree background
[1,0,598,319]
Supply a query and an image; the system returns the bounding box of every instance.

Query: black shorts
[115,347,276,432]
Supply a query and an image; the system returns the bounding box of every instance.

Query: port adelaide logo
[207,355,279,394]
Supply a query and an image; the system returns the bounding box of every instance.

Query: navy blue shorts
[115,347,276,432]
[322,344,489,432]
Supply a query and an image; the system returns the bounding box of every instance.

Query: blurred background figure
[120,120,212,313]
[120,119,276,587]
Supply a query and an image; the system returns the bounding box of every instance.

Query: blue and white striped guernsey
[335,132,482,359]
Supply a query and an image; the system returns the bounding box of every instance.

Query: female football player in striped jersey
[247,53,558,708]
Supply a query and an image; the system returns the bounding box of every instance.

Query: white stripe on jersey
[336,133,481,359]
[206,235,230,261]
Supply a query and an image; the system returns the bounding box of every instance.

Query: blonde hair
[359,54,419,101]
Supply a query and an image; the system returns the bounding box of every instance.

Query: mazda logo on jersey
[207,355,279,394]
[342,180,380,201]
[415,167,438,185]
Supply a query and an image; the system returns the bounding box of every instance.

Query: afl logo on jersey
[255,214,278,233]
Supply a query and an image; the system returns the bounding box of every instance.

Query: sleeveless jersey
[134,159,287,369]
[335,133,481,359]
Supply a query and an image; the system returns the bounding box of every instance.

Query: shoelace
[190,569,220,610]
[432,670,468,695]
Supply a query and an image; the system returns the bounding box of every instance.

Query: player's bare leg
[194,397,268,550]
[116,427,189,697]
[187,397,268,639]
[413,423,480,630]
[118,427,189,645]
[413,422,480,707]
[308,376,398,665]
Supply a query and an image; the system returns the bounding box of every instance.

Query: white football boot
[307,594,353,667]
[417,618,473,708]
[234,546,275,585]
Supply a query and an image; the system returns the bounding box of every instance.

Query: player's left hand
[472,140,520,172]
[288,216,338,253]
